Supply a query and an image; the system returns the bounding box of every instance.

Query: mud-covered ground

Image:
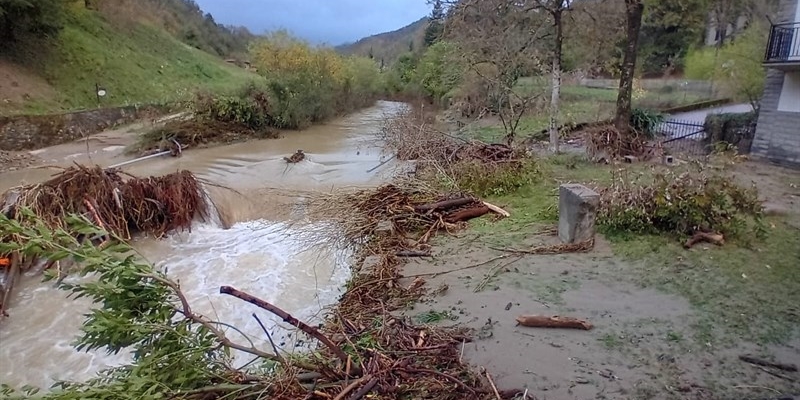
[0,150,38,173]
[398,160,800,400]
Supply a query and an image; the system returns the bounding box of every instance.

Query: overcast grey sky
[193,0,431,45]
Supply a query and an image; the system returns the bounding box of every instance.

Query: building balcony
[765,22,800,70]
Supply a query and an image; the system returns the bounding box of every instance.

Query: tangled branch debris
[0,164,210,319]
[131,119,278,155]
[582,123,663,161]
[257,180,523,399]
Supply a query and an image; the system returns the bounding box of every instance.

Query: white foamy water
[0,220,349,390]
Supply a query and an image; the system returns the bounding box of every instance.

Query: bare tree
[536,0,572,154]
[446,0,550,145]
[614,0,645,137]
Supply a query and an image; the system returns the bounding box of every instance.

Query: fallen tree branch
[333,375,372,400]
[220,285,353,372]
[483,201,510,218]
[515,315,594,330]
[739,355,798,372]
[395,250,432,258]
[415,197,474,213]
[483,367,502,400]
[404,255,512,278]
[684,231,725,249]
[146,275,293,367]
[492,239,594,255]
[444,206,490,223]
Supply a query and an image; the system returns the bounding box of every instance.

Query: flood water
[0,100,408,389]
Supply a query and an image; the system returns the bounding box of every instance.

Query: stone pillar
[558,184,600,244]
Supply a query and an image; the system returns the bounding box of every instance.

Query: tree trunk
[549,7,564,154]
[614,0,645,136]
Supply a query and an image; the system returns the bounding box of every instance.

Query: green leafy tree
[0,0,66,44]
[414,41,462,103]
[639,0,707,75]
[714,23,767,108]
[424,0,445,47]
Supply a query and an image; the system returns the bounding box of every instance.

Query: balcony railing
[765,22,800,63]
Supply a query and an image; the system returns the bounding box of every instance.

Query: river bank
[0,101,409,390]
[2,100,798,399]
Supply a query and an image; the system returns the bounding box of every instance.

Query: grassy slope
[1,5,258,115]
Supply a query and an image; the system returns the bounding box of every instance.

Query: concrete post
[558,184,600,244]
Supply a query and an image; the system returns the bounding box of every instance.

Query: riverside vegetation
[2,0,797,399]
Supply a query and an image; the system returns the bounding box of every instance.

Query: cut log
[515,315,593,330]
[483,201,510,218]
[684,231,725,249]
[444,206,490,223]
[414,197,474,213]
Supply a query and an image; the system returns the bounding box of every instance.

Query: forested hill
[0,0,259,116]
[336,17,429,65]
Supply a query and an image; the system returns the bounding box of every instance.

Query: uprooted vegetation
[597,165,765,242]
[0,178,524,399]
[381,109,540,196]
[130,87,279,154]
[0,164,210,319]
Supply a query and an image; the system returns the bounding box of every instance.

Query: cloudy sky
[194,0,431,45]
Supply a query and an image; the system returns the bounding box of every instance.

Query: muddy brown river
[0,101,408,389]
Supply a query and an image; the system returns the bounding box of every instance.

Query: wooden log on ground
[219,286,353,371]
[414,197,474,213]
[515,315,594,330]
[483,201,510,218]
[739,355,798,372]
[444,206,490,223]
[683,231,725,249]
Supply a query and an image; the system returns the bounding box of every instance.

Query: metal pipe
[107,150,172,169]
[107,140,183,169]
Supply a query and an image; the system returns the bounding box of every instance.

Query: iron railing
[765,22,800,63]
[658,119,709,157]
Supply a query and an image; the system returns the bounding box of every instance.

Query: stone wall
[0,104,168,151]
[752,0,800,168]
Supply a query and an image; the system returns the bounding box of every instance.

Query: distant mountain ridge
[336,17,429,64]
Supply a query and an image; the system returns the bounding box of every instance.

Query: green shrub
[704,111,758,151]
[250,31,383,128]
[598,168,764,238]
[450,159,541,197]
[630,108,665,138]
[191,86,272,130]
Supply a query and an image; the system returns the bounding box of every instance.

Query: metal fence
[657,119,709,157]
[765,22,800,63]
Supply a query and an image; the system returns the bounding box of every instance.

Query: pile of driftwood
[381,109,523,168]
[132,119,279,155]
[266,181,527,400]
[0,164,210,320]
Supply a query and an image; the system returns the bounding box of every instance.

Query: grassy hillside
[0,5,258,116]
[336,17,428,65]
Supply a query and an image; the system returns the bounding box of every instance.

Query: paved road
[666,103,754,123]
[659,103,754,140]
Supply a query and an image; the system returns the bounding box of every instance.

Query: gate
[658,119,709,157]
